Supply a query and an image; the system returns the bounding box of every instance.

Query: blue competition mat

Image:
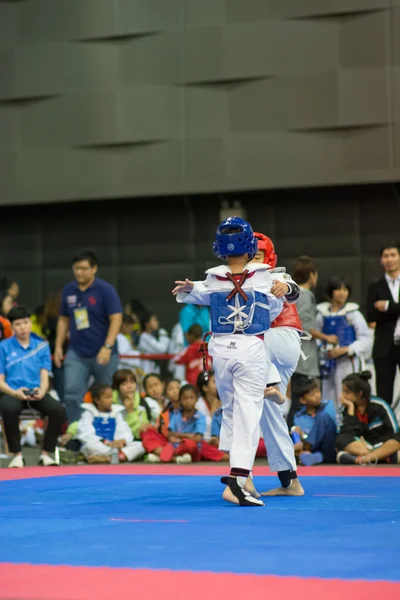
[0,474,399,581]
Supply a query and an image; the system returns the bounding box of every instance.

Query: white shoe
[8,454,24,468]
[146,453,161,463]
[38,454,58,466]
[176,453,192,464]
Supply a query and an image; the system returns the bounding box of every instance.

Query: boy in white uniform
[172,217,284,506]
[217,232,304,496]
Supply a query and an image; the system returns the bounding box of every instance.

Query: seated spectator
[142,383,199,464]
[174,324,204,387]
[112,368,150,438]
[0,306,66,468]
[138,313,170,375]
[337,371,400,465]
[196,371,221,441]
[292,377,337,466]
[116,315,142,371]
[142,378,182,461]
[77,384,145,463]
[0,276,19,303]
[0,291,13,342]
[142,373,167,423]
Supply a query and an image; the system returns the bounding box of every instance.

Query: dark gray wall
[2,1,400,205]
[2,184,399,328]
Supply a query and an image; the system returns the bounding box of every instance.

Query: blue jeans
[63,349,119,423]
[307,411,337,463]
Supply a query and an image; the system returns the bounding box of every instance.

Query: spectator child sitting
[141,378,182,461]
[174,324,204,386]
[143,373,166,423]
[169,384,230,462]
[77,384,145,463]
[293,377,337,466]
[337,371,400,465]
[112,368,151,439]
[141,383,199,463]
[195,371,221,441]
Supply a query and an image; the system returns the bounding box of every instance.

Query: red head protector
[254,232,277,268]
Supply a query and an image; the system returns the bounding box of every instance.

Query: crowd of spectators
[0,243,400,468]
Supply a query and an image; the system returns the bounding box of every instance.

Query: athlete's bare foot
[244,476,261,498]
[222,485,240,505]
[261,479,305,497]
[222,481,265,506]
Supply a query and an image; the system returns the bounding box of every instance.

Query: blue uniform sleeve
[60,286,69,317]
[195,413,206,435]
[103,284,123,316]
[40,343,52,372]
[211,411,222,437]
[0,344,6,376]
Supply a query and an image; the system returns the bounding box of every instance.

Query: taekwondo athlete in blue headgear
[172,216,284,506]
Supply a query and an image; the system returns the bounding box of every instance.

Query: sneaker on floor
[337,451,356,465]
[145,453,161,463]
[176,453,192,464]
[8,454,25,468]
[38,454,58,466]
[300,452,323,467]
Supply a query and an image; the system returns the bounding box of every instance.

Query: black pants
[0,394,67,454]
[374,345,400,406]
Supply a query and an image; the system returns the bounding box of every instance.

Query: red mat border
[1,464,400,481]
[0,564,399,600]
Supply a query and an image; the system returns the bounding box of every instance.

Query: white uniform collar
[317,301,359,315]
[206,262,269,276]
[81,403,126,416]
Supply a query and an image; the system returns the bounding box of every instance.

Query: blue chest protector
[210,289,270,335]
[322,315,356,347]
[93,416,116,441]
[320,315,356,379]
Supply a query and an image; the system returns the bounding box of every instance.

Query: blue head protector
[213,216,258,260]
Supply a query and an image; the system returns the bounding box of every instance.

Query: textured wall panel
[1,0,400,204]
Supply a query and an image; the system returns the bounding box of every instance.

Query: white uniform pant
[209,334,268,471]
[322,355,362,414]
[81,440,145,462]
[260,327,301,472]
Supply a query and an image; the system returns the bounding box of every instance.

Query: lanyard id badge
[73,307,90,330]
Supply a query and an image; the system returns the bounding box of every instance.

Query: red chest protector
[272,302,302,330]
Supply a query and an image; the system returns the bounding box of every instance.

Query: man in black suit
[367,243,400,405]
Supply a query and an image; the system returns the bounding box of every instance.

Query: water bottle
[110,448,119,465]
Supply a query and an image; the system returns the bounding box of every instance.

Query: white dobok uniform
[317,301,373,413]
[176,262,284,471]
